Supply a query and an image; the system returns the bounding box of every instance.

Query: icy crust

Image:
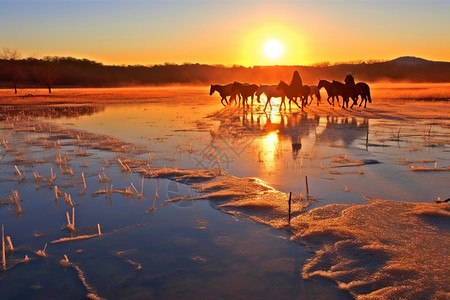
[188,176,450,299]
[189,176,450,299]
[191,176,301,229]
[289,198,450,299]
[137,166,224,181]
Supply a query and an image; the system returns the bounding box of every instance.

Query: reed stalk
[60,254,70,267]
[72,207,75,229]
[118,158,131,172]
[36,243,47,257]
[2,137,9,150]
[66,207,75,231]
[102,168,110,181]
[81,172,87,190]
[288,192,292,224]
[14,165,23,180]
[130,183,139,195]
[6,236,13,252]
[2,225,6,271]
[305,176,309,197]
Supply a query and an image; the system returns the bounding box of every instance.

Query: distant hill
[390,56,433,65]
[0,56,449,91]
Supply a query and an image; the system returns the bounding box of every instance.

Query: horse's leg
[294,98,301,109]
[279,97,285,111]
[221,97,227,106]
[327,96,332,105]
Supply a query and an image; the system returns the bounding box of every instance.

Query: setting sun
[263,39,284,59]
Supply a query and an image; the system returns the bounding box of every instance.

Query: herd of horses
[210,76,372,111]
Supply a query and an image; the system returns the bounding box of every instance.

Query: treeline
[1,55,449,93]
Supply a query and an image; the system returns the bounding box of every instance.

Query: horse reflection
[238,111,320,160]
[316,116,369,148]
[209,107,371,162]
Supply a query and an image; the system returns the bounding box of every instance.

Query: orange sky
[1,1,449,66]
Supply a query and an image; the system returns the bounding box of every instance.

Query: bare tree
[1,48,24,94]
[33,56,58,93]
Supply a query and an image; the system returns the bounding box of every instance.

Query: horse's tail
[316,89,321,100]
[367,86,372,103]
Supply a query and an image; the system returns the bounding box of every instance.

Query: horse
[232,82,259,108]
[306,85,321,106]
[255,85,287,111]
[354,82,372,108]
[276,81,310,110]
[210,84,241,106]
[318,79,340,106]
[332,80,361,108]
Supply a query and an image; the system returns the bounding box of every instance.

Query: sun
[263,39,284,59]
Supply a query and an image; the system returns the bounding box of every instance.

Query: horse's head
[255,85,263,97]
[318,80,325,89]
[209,85,216,95]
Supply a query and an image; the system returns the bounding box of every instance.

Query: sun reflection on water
[260,130,280,173]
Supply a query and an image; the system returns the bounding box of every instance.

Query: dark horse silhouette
[210,84,241,106]
[232,82,259,108]
[318,79,340,106]
[354,82,372,108]
[332,80,361,108]
[306,85,321,106]
[276,80,310,111]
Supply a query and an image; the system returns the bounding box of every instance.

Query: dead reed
[51,225,102,244]
[2,225,5,271]
[80,172,87,194]
[9,190,23,214]
[66,207,75,231]
[145,186,159,213]
[410,164,450,171]
[6,236,13,252]
[14,165,25,181]
[131,176,145,199]
[35,243,47,257]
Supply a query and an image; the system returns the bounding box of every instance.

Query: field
[0,84,449,299]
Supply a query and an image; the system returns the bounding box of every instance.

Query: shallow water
[0,86,449,299]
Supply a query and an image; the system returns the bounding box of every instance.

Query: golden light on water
[260,130,279,172]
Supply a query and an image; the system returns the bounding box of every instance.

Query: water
[0,85,449,299]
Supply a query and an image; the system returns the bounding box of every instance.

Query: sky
[1,0,449,66]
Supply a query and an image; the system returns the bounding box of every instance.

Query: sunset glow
[0,1,449,66]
